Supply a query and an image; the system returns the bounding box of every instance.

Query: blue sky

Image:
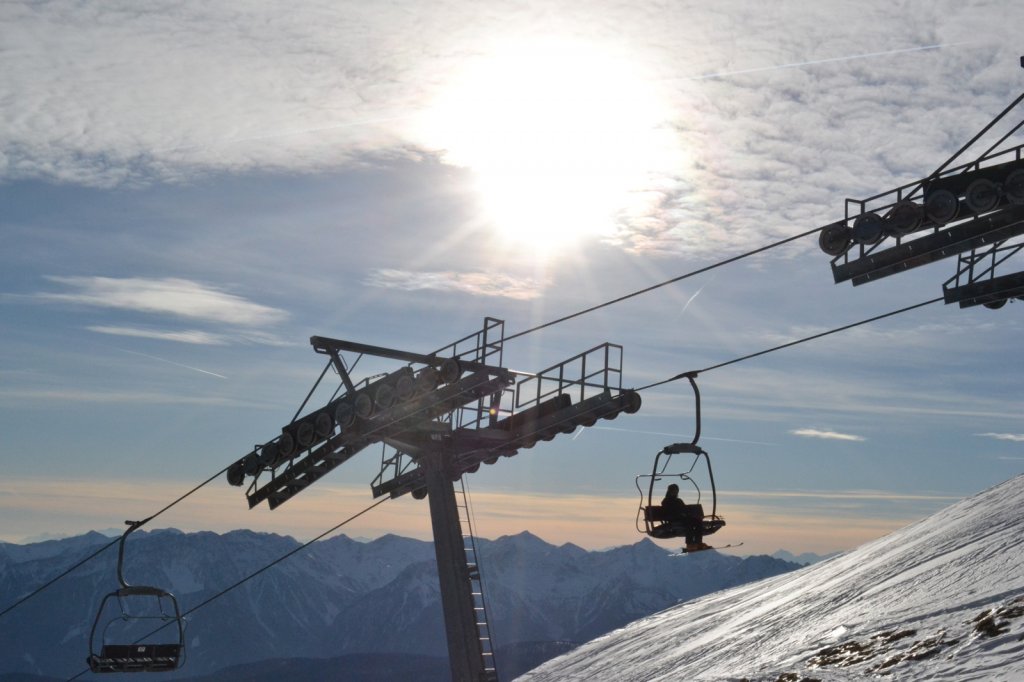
[1,0,1022,555]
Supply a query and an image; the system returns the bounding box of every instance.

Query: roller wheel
[415,366,440,394]
[374,383,396,410]
[439,358,462,385]
[819,222,852,256]
[886,200,922,236]
[965,178,999,214]
[924,189,959,225]
[1004,169,1024,204]
[354,392,374,419]
[296,421,315,447]
[852,212,885,245]
[394,374,416,402]
[314,411,334,438]
[334,400,355,428]
[276,432,295,460]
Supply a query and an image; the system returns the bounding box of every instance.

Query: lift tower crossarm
[310,335,513,383]
[818,74,1024,310]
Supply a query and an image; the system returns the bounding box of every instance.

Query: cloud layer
[365,268,545,300]
[36,276,287,326]
[5,1,1022,256]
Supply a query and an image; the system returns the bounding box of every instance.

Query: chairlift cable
[181,498,387,617]
[634,296,944,391]
[66,496,390,681]
[0,467,231,621]
[0,537,121,621]
[504,225,825,343]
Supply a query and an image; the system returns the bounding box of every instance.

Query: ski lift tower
[227,318,641,682]
[818,63,1024,309]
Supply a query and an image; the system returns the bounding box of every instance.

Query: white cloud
[790,428,866,442]
[85,324,295,347]
[977,433,1024,442]
[365,268,544,300]
[87,325,230,345]
[4,1,1021,256]
[36,276,287,326]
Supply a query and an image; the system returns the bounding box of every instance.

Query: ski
[670,542,744,556]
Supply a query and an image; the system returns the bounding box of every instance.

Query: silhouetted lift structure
[227,318,641,682]
[819,60,1024,309]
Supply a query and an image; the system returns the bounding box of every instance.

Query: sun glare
[419,38,680,256]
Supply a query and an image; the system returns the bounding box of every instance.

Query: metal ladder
[455,477,499,682]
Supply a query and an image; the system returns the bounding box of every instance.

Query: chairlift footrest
[88,644,183,673]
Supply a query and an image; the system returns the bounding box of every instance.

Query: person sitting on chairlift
[662,483,711,552]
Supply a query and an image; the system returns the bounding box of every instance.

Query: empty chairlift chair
[86,520,185,673]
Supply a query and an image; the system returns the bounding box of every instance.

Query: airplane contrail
[680,284,706,316]
[116,348,227,379]
[680,271,720,317]
[680,41,975,82]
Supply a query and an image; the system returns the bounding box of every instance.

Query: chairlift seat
[87,586,185,674]
[88,644,183,673]
[644,504,725,539]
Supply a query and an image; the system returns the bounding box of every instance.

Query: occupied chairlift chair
[636,373,726,543]
[86,520,185,673]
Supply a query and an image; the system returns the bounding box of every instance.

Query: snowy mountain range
[520,473,1024,681]
[0,527,798,680]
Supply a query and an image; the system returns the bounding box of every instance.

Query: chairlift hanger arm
[116,519,151,590]
[660,372,702,453]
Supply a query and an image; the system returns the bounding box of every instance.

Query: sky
[1,0,1022,556]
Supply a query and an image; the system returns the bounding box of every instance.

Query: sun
[418,37,679,256]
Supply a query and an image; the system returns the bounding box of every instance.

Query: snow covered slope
[519,474,1024,682]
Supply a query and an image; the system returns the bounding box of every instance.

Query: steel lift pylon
[227,318,641,682]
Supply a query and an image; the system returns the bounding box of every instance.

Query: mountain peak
[496,530,553,550]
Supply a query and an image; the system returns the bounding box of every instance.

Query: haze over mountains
[0,528,797,680]
[6,475,1022,681]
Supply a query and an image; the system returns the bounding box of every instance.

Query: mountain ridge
[0,527,798,680]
